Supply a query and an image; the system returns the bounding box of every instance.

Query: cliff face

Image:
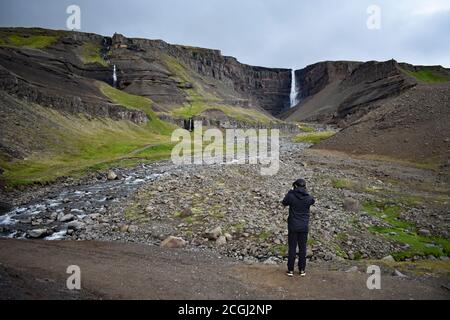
[283,60,417,124]
[110,33,291,115]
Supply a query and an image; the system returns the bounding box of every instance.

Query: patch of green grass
[258,230,272,241]
[297,123,315,133]
[0,100,174,187]
[271,244,288,257]
[332,178,356,189]
[363,200,450,260]
[293,131,335,144]
[404,68,450,84]
[0,34,58,48]
[98,82,175,135]
[80,42,107,66]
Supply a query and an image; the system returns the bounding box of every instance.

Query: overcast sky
[1,0,449,69]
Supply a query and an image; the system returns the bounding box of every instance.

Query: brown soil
[0,239,448,300]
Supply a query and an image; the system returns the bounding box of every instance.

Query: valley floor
[0,239,448,300]
[0,136,449,299]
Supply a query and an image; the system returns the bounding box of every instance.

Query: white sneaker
[300,271,306,277]
[286,271,294,277]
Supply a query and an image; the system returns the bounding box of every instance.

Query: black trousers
[287,231,308,272]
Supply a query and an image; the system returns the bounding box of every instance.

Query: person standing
[281,178,315,277]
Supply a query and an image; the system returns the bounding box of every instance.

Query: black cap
[293,178,306,188]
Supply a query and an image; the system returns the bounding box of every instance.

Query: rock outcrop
[283,60,417,124]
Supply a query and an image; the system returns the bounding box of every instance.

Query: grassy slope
[162,54,276,124]
[80,42,108,66]
[403,67,450,84]
[0,28,62,48]
[1,86,175,187]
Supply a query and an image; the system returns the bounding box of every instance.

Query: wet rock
[160,236,187,248]
[262,257,279,265]
[0,201,12,214]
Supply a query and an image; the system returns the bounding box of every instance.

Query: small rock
[345,266,359,273]
[418,229,431,237]
[107,170,118,180]
[343,197,360,212]
[393,269,407,278]
[128,225,138,233]
[382,255,395,262]
[58,214,75,223]
[120,224,129,233]
[262,257,278,265]
[224,233,233,242]
[160,236,187,248]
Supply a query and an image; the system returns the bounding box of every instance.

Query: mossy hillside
[98,82,175,135]
[363,201,450,260]
[0,28,63,48]
[80,42,108,66]
[293,131,335,144]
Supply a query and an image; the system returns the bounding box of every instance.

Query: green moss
[80,42,107,66]
[258,230,272,241]
[404,68,450,84]
[0,34,58,48]
[332,178,355,189]
[293,131,335,144]
[363,200,450,260]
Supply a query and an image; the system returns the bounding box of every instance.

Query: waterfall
[113,65,117,87]
[290,69,297,107]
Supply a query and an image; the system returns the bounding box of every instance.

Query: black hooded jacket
[282,187,315,232]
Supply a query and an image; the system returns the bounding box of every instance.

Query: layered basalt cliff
[109,33,291,115]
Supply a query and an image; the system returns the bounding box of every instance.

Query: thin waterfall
[113,65,117,87]
[290,69,298,107]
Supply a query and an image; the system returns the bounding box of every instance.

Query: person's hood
[293,187,309,197]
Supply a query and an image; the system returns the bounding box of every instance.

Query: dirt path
[0,239,448,300]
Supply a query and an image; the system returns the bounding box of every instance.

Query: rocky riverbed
[1,136,449,265]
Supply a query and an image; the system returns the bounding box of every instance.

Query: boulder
[107,170,118,180]
[27,229,48,238]
[160,236,187,248]
[67,221,85,231]
[128,225,138,233]
[345,266,359,273]
[343,197,360,212]
[205,226,222,240]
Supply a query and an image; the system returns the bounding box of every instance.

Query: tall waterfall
[113,65,117,87]
[290,69,298,107]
